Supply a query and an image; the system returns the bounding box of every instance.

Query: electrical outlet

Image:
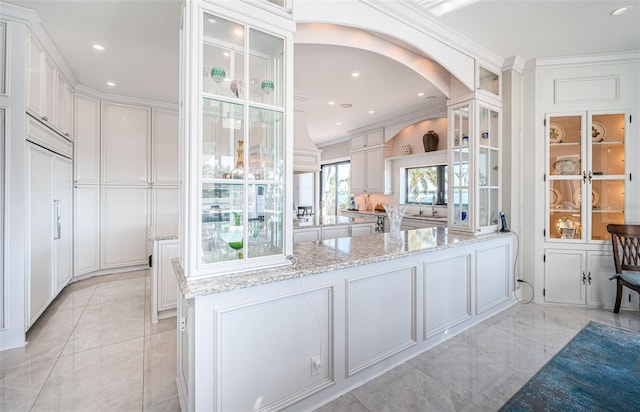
[310,355,323,376]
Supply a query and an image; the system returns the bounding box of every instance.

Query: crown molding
[503,55,526,74]
[525,50,640,72]
[75,85,178,111]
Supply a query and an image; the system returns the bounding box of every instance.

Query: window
[406,165,447,205]
[320,161,350,216]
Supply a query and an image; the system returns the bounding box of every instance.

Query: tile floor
[1,271,639,411]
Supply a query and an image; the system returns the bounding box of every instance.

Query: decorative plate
[553,156,580,175]
[549,123,564,143]
[572,189,600,208]
[550,188,561,208]
[555,215,580,236]
[592,121,606,142]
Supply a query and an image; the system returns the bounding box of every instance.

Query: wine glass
[261,80,274,103]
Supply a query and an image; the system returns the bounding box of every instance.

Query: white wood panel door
[350,151,366,194]
[28,144,54,325]
[102,102,150,185]
[322,225,350,240]
[152,186,179,228]
[544,249,586,305]
[54,156,72,293]
[74,185,100,276]
[56,73,72,139]
[101,186,149,268]
[74,94,100,184]
[365,148,384,194]
[152,109,179,185]
[27,35,43,115]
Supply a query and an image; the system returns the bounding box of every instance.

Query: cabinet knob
[588,272,592,285]
[582,272,586,284]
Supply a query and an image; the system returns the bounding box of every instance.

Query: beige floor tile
[143,330,178,409]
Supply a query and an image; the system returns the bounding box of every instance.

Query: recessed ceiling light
[336,122,342,126]
[610,5,632,15]
[328,101,335,105]
[339,103,352,109]
[106,82,116,87]
[417,92,424,97]
[351,72,360,77]
[208,18,217,23]
[425,95,437,100]
[369,110,375,114]
[92,44,105,51]
[223,52,230,57]
[234,28,244,36]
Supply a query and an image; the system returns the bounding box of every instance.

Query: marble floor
[1,271,639,412]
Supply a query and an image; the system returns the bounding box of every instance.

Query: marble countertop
[293,214,377,229]
[172,227,512,299]
[342,209,448,222]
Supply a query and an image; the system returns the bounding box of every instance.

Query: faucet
[418,197,424,215]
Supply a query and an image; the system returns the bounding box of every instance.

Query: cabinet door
[157,239,179,314]
[74,94,101,184]
[27,36,43,115]
[74,185,100,276]
[365,148,384,194]
[56,73,73,138]
[350,223,374,237]
[152,109,179,185]
[586,251,632,309]
[152,186,179,228]
[366,129,384,146]
[544,249,586,305]
[43,58,56,124]
[54,156,72,293]
[102,102,150,184]
[101,186,149,268]
[293,227,321,243]
[350,151,366,194]
[322,225,350,240]
[28,144,54,325]
[350,133,366,151]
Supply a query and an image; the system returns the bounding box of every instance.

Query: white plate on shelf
[549,123,564,143]
[550,188,561,208]
[553,156,580,175]
[572,189,600,208]
[592,121,606,142]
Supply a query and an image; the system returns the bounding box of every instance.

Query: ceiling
[6,0,639,146]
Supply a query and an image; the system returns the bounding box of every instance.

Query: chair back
[607,224,640,273]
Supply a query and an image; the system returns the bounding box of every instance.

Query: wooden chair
[607,224,640,313]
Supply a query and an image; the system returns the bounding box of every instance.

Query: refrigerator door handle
[54,200,61,240]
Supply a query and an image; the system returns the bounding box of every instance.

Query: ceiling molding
[525,50,640,72]
[503,55,527,74]
[75,85,179,111]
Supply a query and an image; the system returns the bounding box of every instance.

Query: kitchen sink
[404,214,447,220]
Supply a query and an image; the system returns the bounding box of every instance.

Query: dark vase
[423,130,439,152]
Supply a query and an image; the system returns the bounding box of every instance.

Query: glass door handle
[582,272,586,285]
[588,171,592,183]
[582,171,587,184]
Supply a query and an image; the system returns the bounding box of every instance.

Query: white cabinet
[101,187,149,268]
[543,248,633,309]
[151,238,179,323]
[322,225,350,240]
[27,143,72,326]
[74,94,101,184]
[101,101,151,185]
[350,128,384,151]
[293,227,321,243]
[350,222,375,237]
[152,186,179,228]
[74,185,100,276]
[350,146,391,195]
[26,35,73,138]
[152,109,179,185]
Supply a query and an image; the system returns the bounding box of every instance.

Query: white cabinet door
[102,102,150,185]
[586,251,632,309]
[366,128,384,146]
[27,35,43,116]
[54,156,72,293]
[74,185,100,276]
[350,133,366,151]
[74,94,101,184]
[151,239,180,323]
[365,148,384,194]
[350,151,366,194]
[152,186,179,228]
[350,223,374,237]
[43,57,56,125]
[152,109,179,185]
[544,249,586,305]
[28,144,54,325]
[322,225,350,240]
[293,227,321,243]
[56,73,73,139]
[101,186,149,268]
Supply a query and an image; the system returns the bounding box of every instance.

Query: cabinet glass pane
[590,179,624,241]
[479,188,499,227]
[202,99,245,179]
[247,107,284,181]
[479,66,499,96]
[591,113,625,176]
[452,145,469,228]
[479,106,499,148]
[247,183,284,258]
[549,179,582,240]
[549,115,582,176]
[248,28,284,107]
[453,106,469,147]
[203,13,245,97]
[202,183,244,263]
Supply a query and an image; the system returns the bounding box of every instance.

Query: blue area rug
[500,321,640,412]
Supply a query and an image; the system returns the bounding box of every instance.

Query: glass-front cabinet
[449,100,501,234]
[546,112,627,243]
[187,4,293,277]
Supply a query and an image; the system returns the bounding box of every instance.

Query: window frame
[404,164,447,205]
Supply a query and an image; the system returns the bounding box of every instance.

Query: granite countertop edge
[172,229,513,299]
